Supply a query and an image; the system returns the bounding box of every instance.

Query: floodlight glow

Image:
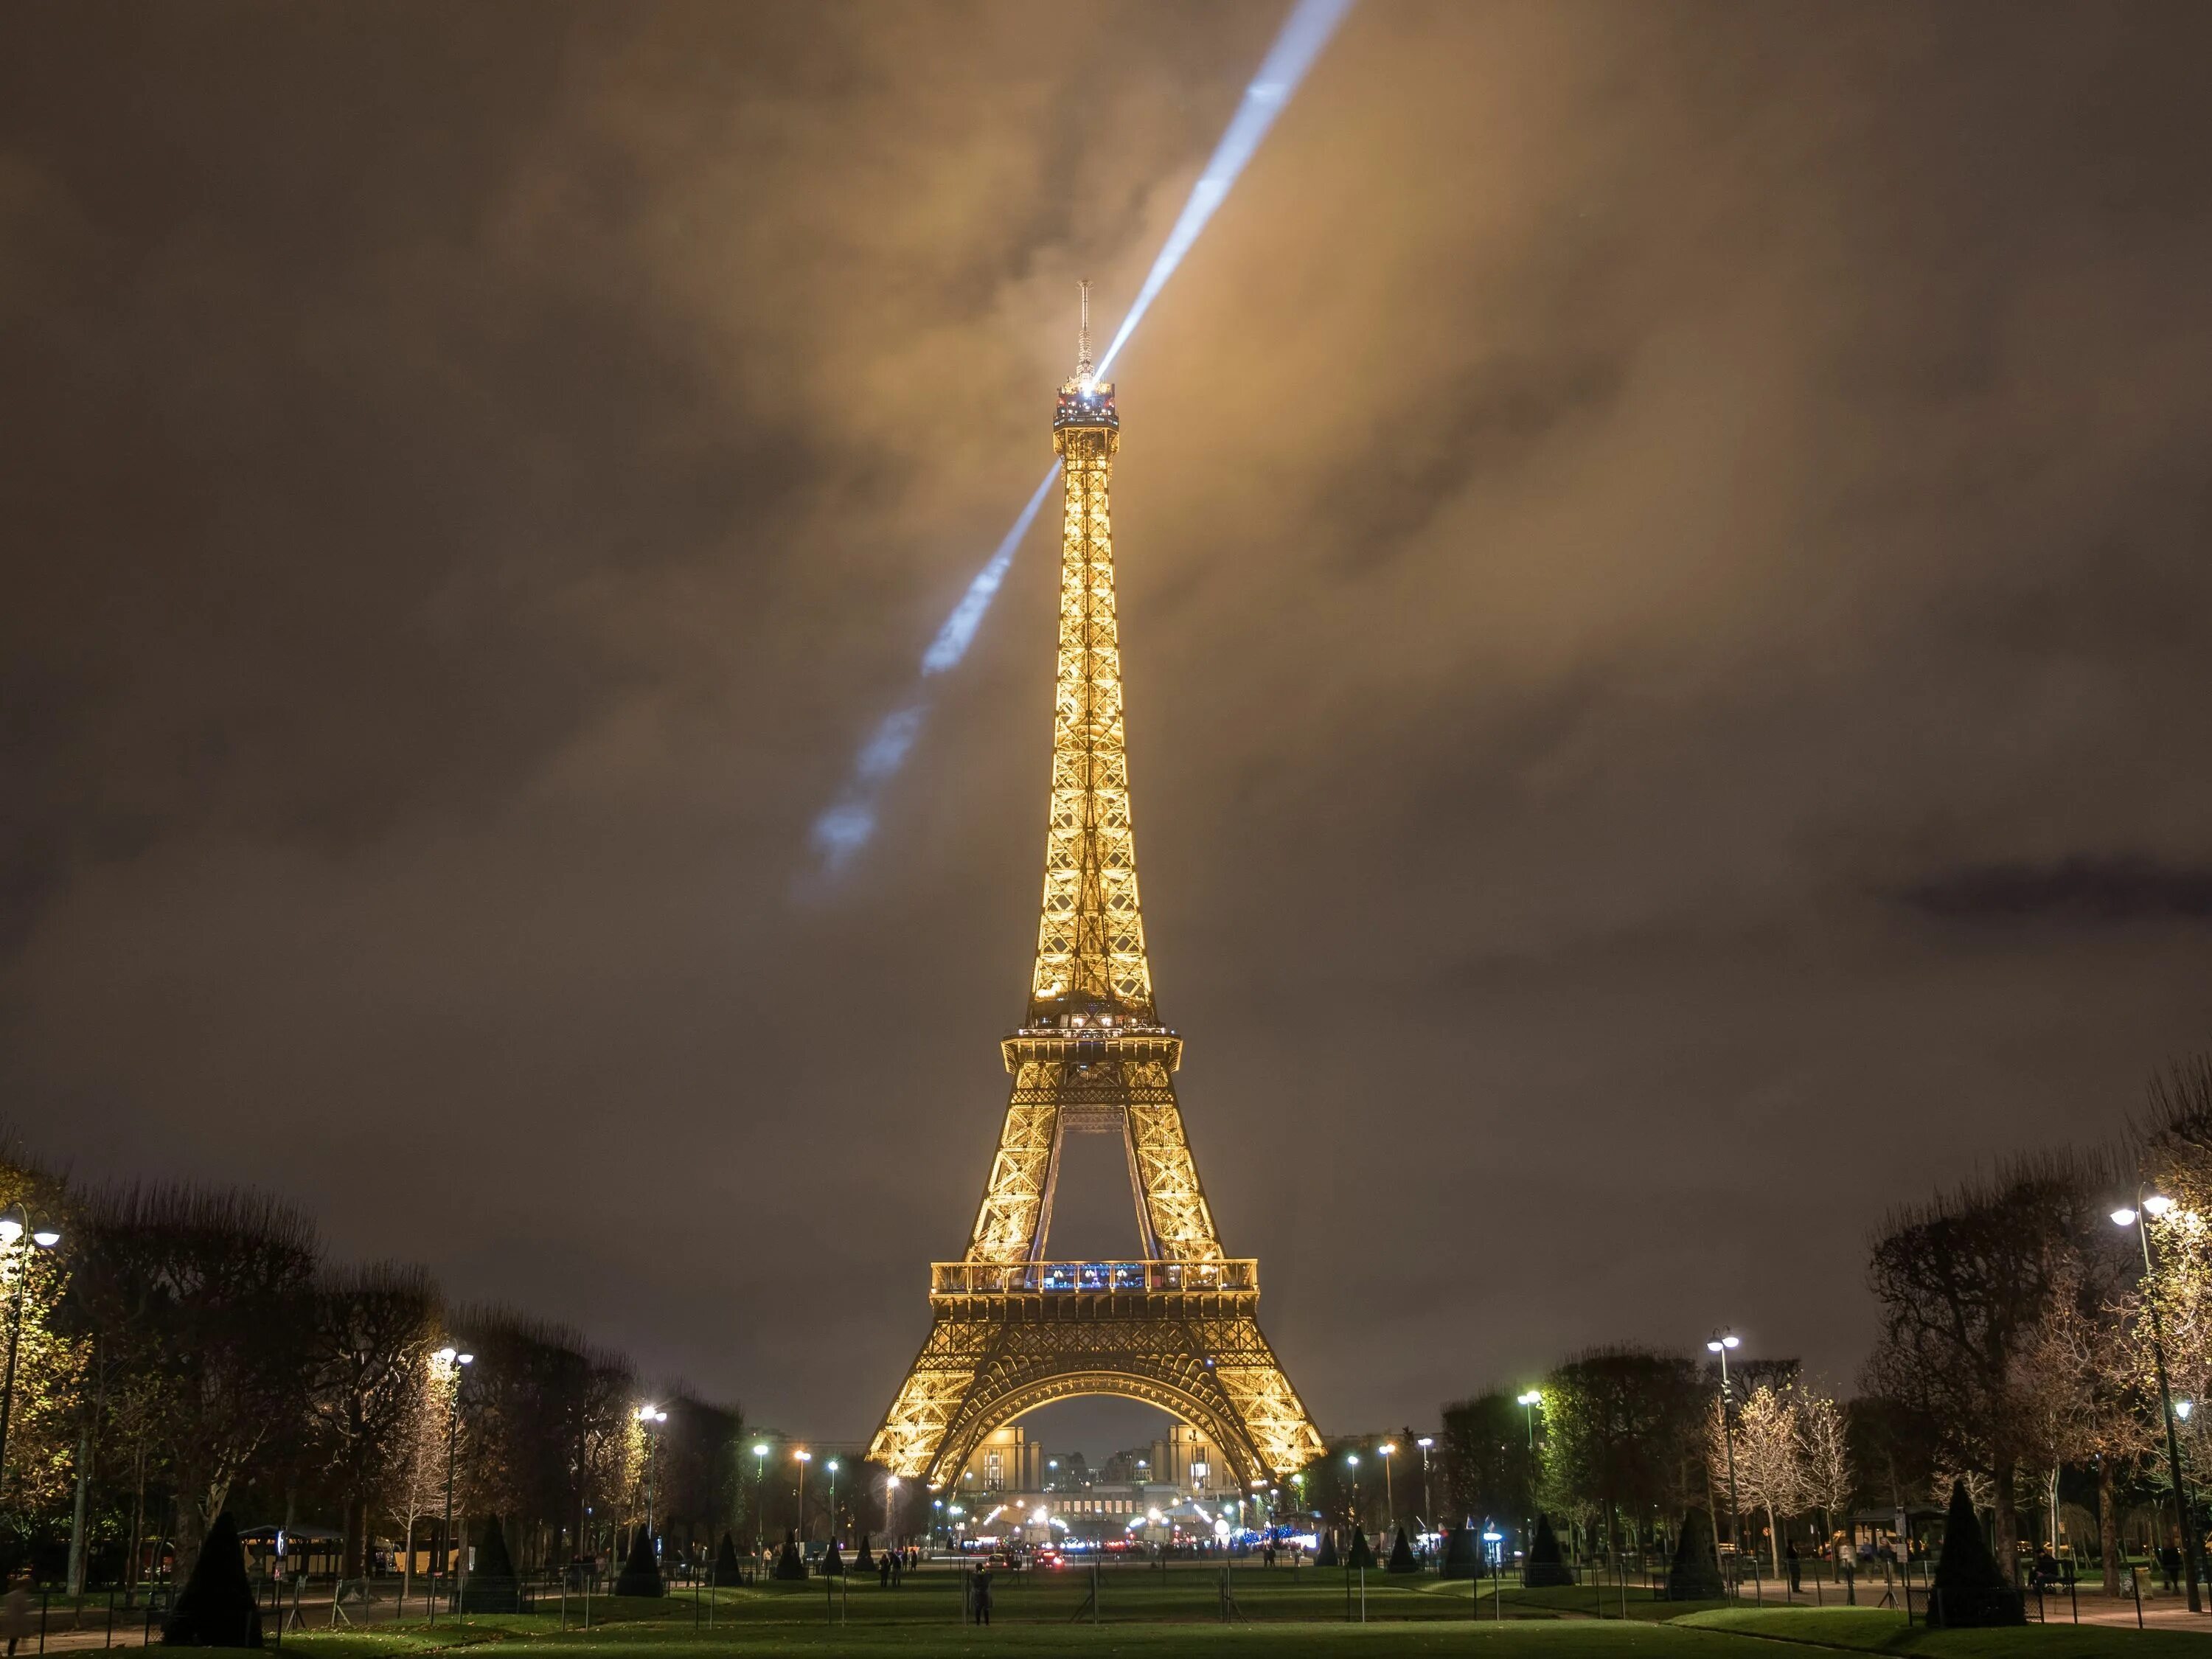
[806,0,1357,875]
[31,1229,60,1248]
[435,1346,457,1363]
[1094,0,1359,376]
[2114,1207,2140,1226]
[2145,1194,2177,1217]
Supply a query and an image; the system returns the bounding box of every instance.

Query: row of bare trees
[1863,1060,2212,1593]
[1424,1060,2212,1592]
[0,1147,748,1587]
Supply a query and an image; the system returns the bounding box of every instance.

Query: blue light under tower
[808,0,1357,874]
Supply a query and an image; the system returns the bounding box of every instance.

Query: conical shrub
[1666,1508,1724,1601]
[1927,1478,2022,1627]
[162,1512,262,1648]
[856,1533,874,1573]
[774,1529,807,1582]
[615,1524,664,1598]
[713,1531,743,1585]
[822,1538,844,1576]
[464,1516,522,1612]
[1525,1513,1575,1587]
[1315,1528,1340,1568]
[1387,1526,1419,1573]
[1442,1523,1480,1579]
[1348,1526,1374,1570]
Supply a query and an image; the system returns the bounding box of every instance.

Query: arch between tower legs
[927,1360,1264,1495]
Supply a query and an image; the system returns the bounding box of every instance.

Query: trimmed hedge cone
[774,1529,807,1582]
[1387,1526,1419,1573]
[161,1512,262,1648]
[614,1523,664,1598]
[1441,1523,1480,1579]
[1525,1512,1575,1587]
[1927,1478,2023,1627]
[1666,1508,1724,1600]
[712,1531,743,1585]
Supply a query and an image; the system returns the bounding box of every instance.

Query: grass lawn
[263,1567,2212,1659]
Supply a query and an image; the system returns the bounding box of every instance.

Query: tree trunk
[174,1493,209,1582]
[127,1441,147,1590]
[2100,1460,2126,1599]
[66,1420,93,1596]
[1767,1503,1781,1577]
[1992,1460,2020,1587]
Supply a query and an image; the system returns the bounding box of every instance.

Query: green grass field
[264,1565,2211,1659]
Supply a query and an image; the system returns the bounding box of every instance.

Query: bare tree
[1708,1385,1804,1576]
[80,1184,319,1572]
[1798,1391,1853,1579]
[309,1263,442,1578]
[1864,1153,2108,1587]
[393,1356,455,1602]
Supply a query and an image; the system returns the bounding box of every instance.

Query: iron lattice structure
[869,299,1323,1489]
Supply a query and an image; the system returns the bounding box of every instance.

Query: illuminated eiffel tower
[869,290,1324,1490]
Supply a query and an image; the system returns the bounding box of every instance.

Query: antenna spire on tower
[1076,279,1093,379]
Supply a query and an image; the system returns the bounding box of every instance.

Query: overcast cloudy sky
[4,1,2209,1454]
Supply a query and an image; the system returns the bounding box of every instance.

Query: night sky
[5,3,2211,1457]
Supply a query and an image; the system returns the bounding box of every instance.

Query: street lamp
[1416,1439,1435,1554]
[827,1458,841,1543]
[636,1405,669,1545]
[0,1207,63,1504]
[431,1345,474,1624]
[2114,1195,2204,1613]
[1345,1452,1361,1537]
[1380,1443,1397,1538]
[752,1444,769,1554]
[1706,1332,1745,1564]
[1515,1391,1543,1547]
[886,1474,901,1540]
[795,1450,813,1544]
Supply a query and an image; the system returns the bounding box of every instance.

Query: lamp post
[1706,1332,1745,1564]
[795,1450,813,1545]
[752,1444,769,1554]
[1416,1438,1435,1565]
[0,1207,63,1503]
[1345,1452,1361,1540]
[432,1344,474,1624]
[2114,1195,2204,1613]
[2180,1400,2199,1564]
[636,1405,668,1546]
[1380,1443,1397,1540]
[827,1459,841,1545]
[1517,1392,1543,1548]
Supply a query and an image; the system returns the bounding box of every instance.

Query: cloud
[3,0,2211,1451]
[1901,857,2212,927]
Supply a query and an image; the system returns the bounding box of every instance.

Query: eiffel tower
[868,289,1324,1491]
